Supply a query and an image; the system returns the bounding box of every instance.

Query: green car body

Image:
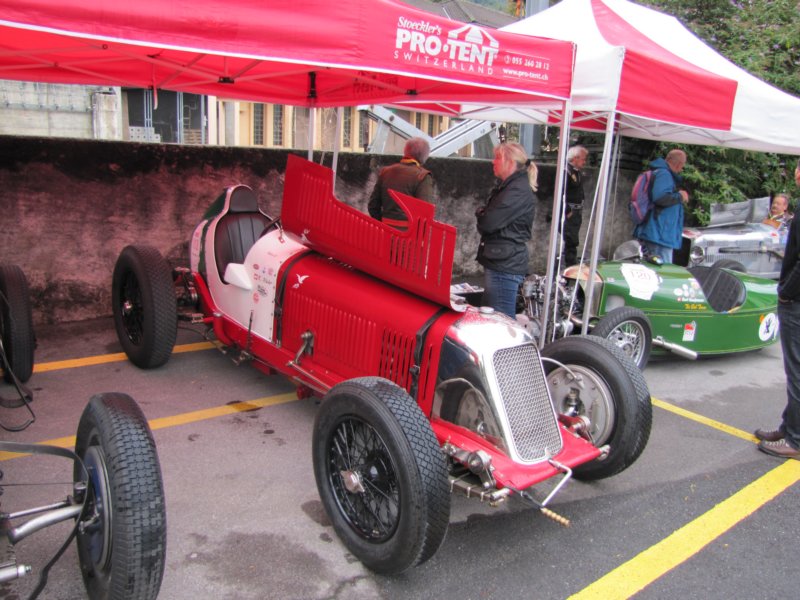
[570,261,780,357]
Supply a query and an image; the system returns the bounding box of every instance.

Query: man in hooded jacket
[634,149,689,263]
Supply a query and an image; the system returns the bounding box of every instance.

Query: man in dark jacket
[559,145,588,265]
[633,149,689,263]
[368,137,433,229]
[755,158,800,459]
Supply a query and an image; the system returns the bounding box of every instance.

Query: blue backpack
[629,170,654,225]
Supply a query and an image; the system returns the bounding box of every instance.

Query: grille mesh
[493,344,562,462]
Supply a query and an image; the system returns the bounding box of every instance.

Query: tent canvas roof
[0,0,575,109]
[454,0,800,155]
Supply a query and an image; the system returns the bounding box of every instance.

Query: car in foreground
[519,240,780,369]
[111,154,652,575]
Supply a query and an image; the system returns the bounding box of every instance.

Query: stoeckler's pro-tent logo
[394,17,499,74]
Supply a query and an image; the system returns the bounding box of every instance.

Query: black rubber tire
[312,377,450,575]
[112,245,177,369]
[712,259,747,273]
[0,263,35,383]
[74,392,166,600]
[591,306,652,369]
[541,336,652,481]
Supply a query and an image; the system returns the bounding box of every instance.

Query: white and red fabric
[458,0,800,155]
[0,0,575,109]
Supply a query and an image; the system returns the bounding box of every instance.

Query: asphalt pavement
[1,316,798,600]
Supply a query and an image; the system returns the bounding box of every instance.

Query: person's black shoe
[754,428,783,442]
[758,438,800,460]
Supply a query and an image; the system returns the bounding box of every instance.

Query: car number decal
[682,321,697,342]
[759,313,779,341]
[620,263,660,300]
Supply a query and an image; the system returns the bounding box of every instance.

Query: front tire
[542,336,652,480]
[112,245,177,369]
[74,393,166,600]
[591,306,652,369]
[0,263,35,383]
[312,377,450,575]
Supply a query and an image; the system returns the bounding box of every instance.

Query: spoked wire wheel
[327,417,400,541]
[591,306,652,369]
[313,377,450,575]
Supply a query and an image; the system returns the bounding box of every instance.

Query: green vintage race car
[518,241,780,369]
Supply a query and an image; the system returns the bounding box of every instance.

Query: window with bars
[415,112,422,131]
[427,115,435,137]
[342,106,352,147]
[359,110,370,150]
[253,104,265,145]
[272,104,284,146]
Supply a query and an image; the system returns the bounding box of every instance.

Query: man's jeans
[483,268,523,317]
[641,240,673,264]
[778,300,800,449]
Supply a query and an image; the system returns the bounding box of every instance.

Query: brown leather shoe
[758,438,800,459]
[754,428,784,442]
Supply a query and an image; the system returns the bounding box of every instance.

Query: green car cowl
[582,261,780,356]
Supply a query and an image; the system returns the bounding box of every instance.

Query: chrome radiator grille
[493,344,562,462]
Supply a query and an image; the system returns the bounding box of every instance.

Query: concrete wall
[0,82,122,140]
[0,136,638,325]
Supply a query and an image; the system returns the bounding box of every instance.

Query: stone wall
[0,136,638,325]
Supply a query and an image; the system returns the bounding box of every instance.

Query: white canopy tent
[450,0,800,336]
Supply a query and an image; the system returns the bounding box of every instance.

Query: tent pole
[580,112,617,335]
[308,107,316,161]
[332,107,343,185]
[540,100,572,348]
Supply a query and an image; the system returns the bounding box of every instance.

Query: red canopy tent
[0,0,581,319]
[0,0,574,109]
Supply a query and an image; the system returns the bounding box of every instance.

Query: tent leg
[540,101,572,347]
[580,112,617,335]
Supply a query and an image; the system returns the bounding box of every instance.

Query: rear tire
[312,377,450,574]
[712,259,746,273]
[0,263,35,383]
[591,306,652,369]
[541,336,652,480]
[74,393,166,600]
[112,246,177,369]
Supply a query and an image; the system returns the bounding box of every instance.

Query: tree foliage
[636,0,800,224]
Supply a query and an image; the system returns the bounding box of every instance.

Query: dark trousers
[561,210,582,265]
[779,300,800,449]
[483,268,524,318]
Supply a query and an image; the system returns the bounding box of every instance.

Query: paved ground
[1,317,798,599]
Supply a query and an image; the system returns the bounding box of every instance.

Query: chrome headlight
[689,244,705,264]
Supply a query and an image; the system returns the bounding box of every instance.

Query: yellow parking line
[31,341,215,373]
[569,460,800,599]
[567,396,791,599]
[0,392,298,461]
[652,397,758,443]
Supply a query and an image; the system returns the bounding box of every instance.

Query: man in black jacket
[755,158,800,459]
[559,145,588,266]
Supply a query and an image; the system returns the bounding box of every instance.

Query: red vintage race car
[111,154,652,575]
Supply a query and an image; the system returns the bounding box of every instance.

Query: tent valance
[0,0,575,109]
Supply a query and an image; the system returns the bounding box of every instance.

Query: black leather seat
[688,265,747,313]
[214,186,271,282]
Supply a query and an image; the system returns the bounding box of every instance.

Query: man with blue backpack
[633,149,689,263]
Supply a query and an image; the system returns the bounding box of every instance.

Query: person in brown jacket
[368,137,433,229]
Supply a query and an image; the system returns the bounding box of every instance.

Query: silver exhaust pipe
[652,336,698,360]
